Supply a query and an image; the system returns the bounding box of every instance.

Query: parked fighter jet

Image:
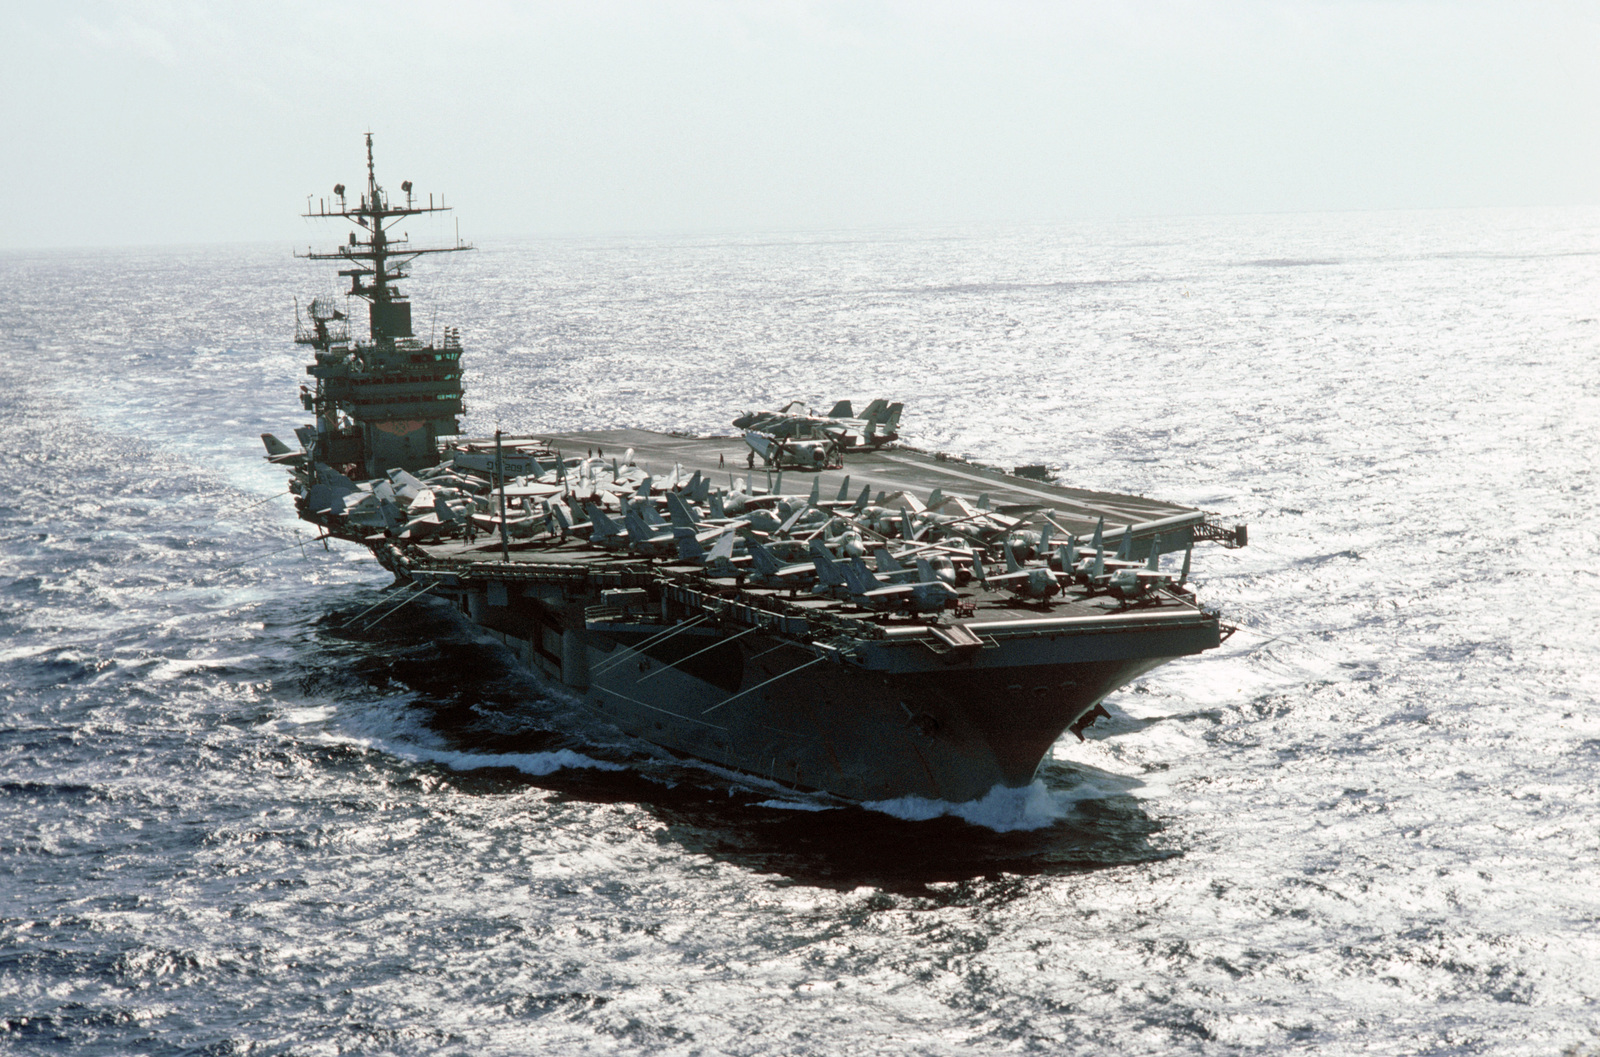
[812,476,858,511]
[747,542,819,587]
[622,502,716,557]
[469,508,540,538]
[732,398,903,450]
[582,504,629,549]
[975,541,1065,602]
[675,523,749,568]
[377,489,469,542]
[839,555,958,614]
[808,540,853,596]
[870,544,967,590]
[260,433,307,466]
[1103,533,1186,600]
[820,520,868,559]
[448,444,552,478]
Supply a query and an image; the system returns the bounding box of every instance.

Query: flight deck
[475,428,1221,540]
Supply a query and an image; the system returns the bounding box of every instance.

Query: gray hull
[461,588,1220,804]
[334,429,1235,804]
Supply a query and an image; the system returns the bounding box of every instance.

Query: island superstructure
[294,133,470,478]
[266,138,1246,804]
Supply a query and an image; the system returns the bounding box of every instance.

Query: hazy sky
[3,1,1597,249]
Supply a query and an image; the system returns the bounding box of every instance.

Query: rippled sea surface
[2,207,1598,1055]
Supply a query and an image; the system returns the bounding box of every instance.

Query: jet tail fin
[587,504,622,540]
[843,558,877,595]
[623,508,654,544]
[260,433,293,457]
[743,431,774,462]
[709,527,739,565]
[811,543,847,587]
[827,400,853,418]
[666,492,699,533]
[749,542,783,576]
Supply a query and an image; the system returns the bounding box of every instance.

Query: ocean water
[1,206,1597,1055]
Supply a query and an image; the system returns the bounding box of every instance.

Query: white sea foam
[338,706,627,778]
[277,705,335,725]
[751,798,837,812]
[863,778,1116,832]
[399,746,626,777]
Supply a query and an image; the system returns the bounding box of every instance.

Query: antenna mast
[295,135,474,478]
[298,132,471,342]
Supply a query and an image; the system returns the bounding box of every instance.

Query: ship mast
[295,135,472,479]
[298,132,470,341]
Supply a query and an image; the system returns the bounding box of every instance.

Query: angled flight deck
[514,428,1212,539]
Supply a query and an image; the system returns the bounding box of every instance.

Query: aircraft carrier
[270,138,1246,804]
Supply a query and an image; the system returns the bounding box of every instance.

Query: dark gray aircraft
[731,398,903,450]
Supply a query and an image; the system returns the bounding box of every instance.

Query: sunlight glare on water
[1,207,1598,1054]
